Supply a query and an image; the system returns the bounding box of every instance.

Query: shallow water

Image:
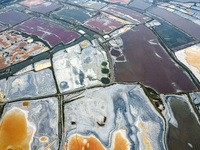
[167,98,200,150]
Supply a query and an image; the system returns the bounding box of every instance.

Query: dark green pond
[154,22,194,49]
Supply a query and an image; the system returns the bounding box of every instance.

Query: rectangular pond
[15,18,80,47]
[63,84,165,150]
[107,25,197,94]
[0,97,59,149]
[149,7,200,39]
[30,2,61,14]
[0,68,57,101]
[0,30,49,70]
[83,13,125,35]
[153,22,195,49]
[51,5,96,24]
[128,0,152,10]
[53,40,110,93]
[103,5,151,24]
[0,10,31,26]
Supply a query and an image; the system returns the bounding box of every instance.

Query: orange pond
[40,136,48,142]
[65,130,130,150]
[23,102,30,107]
[0,108,35,150]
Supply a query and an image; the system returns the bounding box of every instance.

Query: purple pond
[15,18,80,47]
